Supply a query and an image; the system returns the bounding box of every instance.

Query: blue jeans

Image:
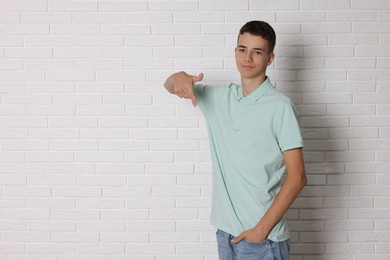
[216,229,290,260]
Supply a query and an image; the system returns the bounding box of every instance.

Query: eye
[238,48,245,53]
[253,50,262,55]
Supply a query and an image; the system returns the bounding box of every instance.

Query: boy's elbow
[298,172,307,189]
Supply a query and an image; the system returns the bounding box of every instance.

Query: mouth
[241,65,253,70]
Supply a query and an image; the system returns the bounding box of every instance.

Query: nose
[244,51,252,62]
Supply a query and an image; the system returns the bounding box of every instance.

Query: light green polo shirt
[194,77,303,242]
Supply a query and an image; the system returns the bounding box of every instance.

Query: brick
[0,152,24,163]
[102,25,150,35]
[59,255,105,260]
[304,46,354,57]
[2,140,49,152]
[175,12,224,23]
[131,129,177,140]
[2,209,50,220]
[2,25,49,35]
[298,69,346,81]
[124,12,172,23]
[176,221,214,231]
[99,1,148,12]
[127,175,176,186]
[0,60,23,70]
[28,175,76,186]
[0,71,45,82]
[328,34,378,45]
[0,164,44,174]
[28,83,75,93]
[276,57,325,69]
[125,152,174,163]
[49,1,97,11]
[327,174,375,185]
[75,152,124,163]
[49,117,98,128]
[177,243,217,254]
[249,0,298,10]
[76,82,124,93]
[277,11,324,22]
[326,243,374,254]
[376,220,390,231]
[302,23,351,34]
[301,117,349,128]
[150,1,198,11]
[31,129,79,139]
[151,232,199,243]
[327,10,376,22]
[22,12,71,23]
[101,232,149,243]
[154,47,203,58]
[326,151,374,162]
[352,0,390,9]
[152,187,200,197]
[25,36,74,47]
[27,152,74,163]
[101,209,149,220]
[77,244,125,254]
[126,198,175,209]
[72,13,121,24]
[51,232,100,242]
[74,59,124,70]
[0,198,26,208]
[53,187,101,197]
[77,199,125,210]
[100,141,149,151]
[325,220,373,231]
[27,244,76,254]
[51,25,100,35]
[3,94,52,105]
[327,57,376,69]
[0,244,26,254]
[46,71,95,82]
[80,129,128,139]
[78,175,127,186]
[100,117,148,128]
[125,58,173,70]
[151,140,198,151]
[353,23,390,33]
[301,186,349,197]
[2,231,50,242]
[24,60,73,70]
[0,37,23,47]
[151,209,199,220]
[301,0,350,9]
[96,164,145,174]
[97,71,146,82]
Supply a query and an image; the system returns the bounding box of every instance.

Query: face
[235,32,274,81]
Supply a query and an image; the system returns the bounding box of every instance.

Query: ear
[268,52,275,66]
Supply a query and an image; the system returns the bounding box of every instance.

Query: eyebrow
[237,45,265,52]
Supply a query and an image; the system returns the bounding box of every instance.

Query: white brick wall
[0,0,389,259]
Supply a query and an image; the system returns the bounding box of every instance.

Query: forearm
[254,173,307,237]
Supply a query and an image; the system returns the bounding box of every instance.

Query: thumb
[192,72,204,84]
[231,234,244,244]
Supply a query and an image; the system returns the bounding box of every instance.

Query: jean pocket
[242,239,269,246]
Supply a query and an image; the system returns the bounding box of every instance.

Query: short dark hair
[238,21,276,53]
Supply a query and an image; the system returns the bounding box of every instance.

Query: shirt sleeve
[274,101,304,152]
[193,83,212,113]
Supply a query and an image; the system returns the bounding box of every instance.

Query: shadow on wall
[274,34,348,257]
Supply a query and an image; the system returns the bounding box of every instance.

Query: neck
[241,75,267,96]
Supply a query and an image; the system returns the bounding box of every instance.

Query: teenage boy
[164,21,306,260]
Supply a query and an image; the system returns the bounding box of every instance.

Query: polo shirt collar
[236,77,273,102]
